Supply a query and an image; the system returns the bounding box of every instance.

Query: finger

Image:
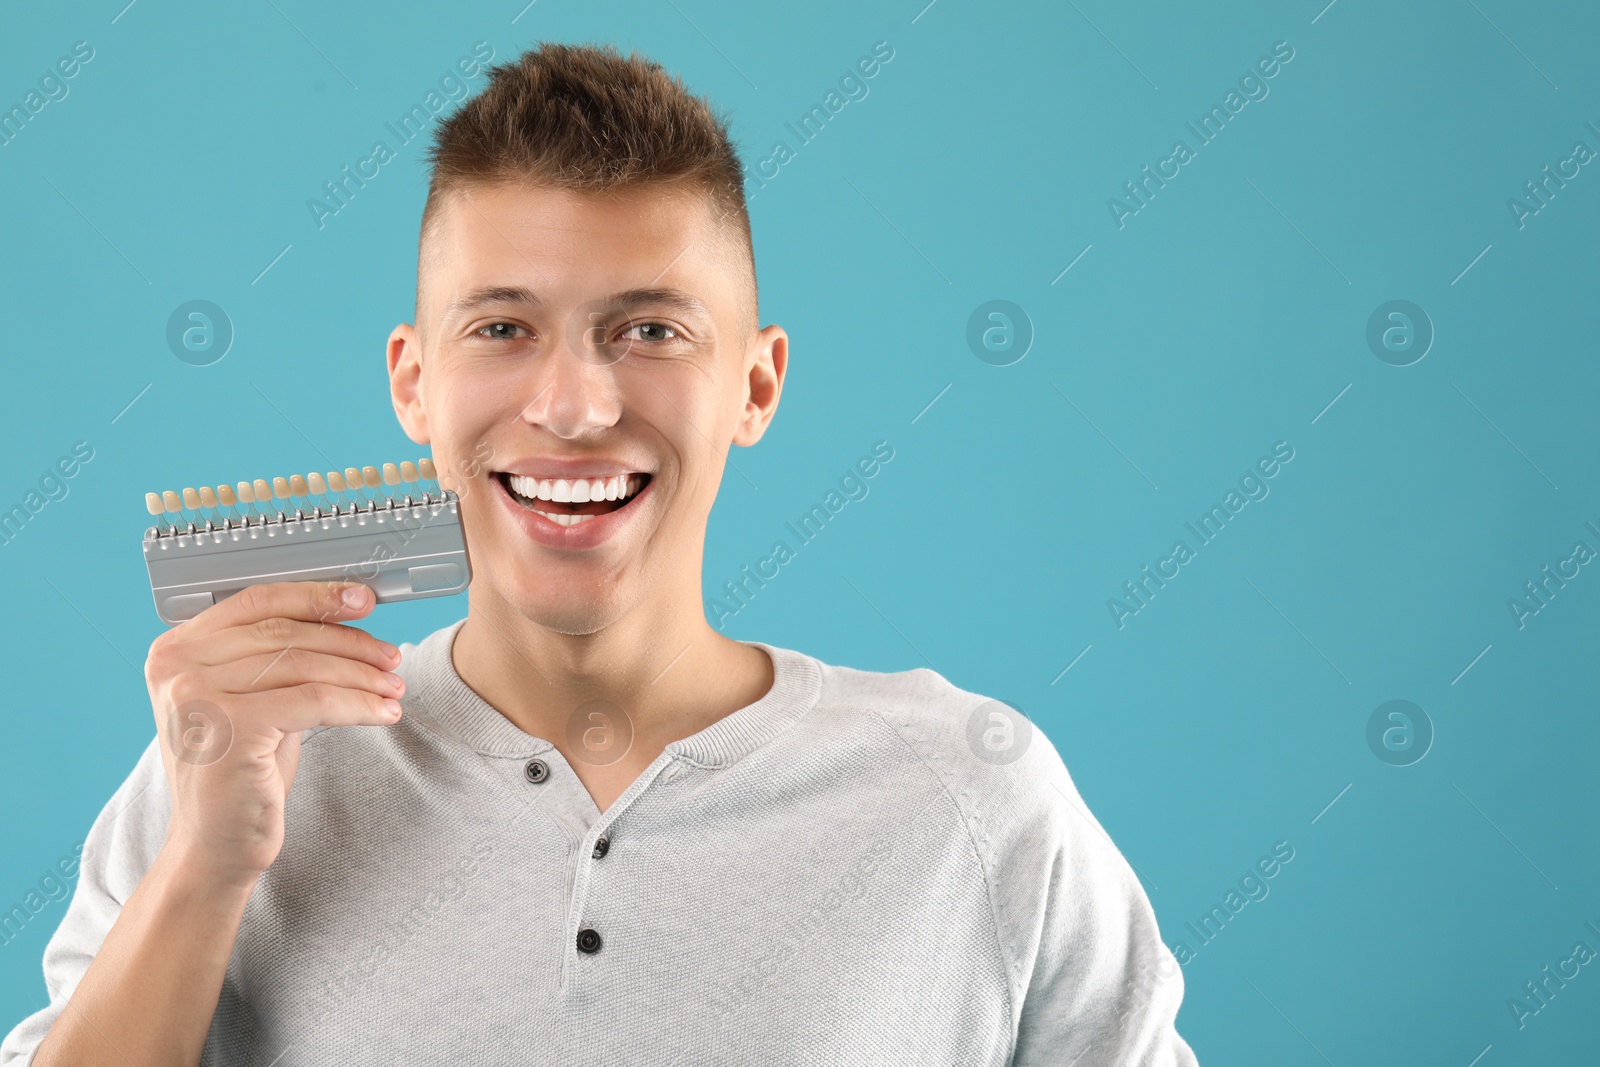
[186,616,400,673]
[207,648,406,702]
[178,581,376,639]
[232,683,403,733]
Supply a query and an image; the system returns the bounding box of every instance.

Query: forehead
[422,181,739,309]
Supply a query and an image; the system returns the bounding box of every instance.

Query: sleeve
[0,737,172,1067]
[1000,732,1199,1066]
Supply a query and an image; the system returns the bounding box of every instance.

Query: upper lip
[494,457,652,479]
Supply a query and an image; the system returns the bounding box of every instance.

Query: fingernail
[342,586,371,610]
[383,671,404,693]
[382,698,402,718]
[378,640,400,660]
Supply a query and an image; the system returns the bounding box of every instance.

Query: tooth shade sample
[147,457,468,536]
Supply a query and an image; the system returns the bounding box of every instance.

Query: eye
[475,322,528,341]
[620,321,679,344]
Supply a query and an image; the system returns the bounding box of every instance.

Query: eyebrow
[442,285,710,321]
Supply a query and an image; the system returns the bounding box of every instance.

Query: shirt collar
[398,617,822,768]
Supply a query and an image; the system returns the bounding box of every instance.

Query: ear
[387,322,431,445]
[731,324,787,448]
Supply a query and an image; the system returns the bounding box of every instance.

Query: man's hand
[143,580,405,890]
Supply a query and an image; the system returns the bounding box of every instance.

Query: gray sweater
[2,619,1198,1065]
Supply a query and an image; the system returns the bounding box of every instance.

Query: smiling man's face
[388,180,784,636]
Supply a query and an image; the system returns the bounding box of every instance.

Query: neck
[449,574,773,754]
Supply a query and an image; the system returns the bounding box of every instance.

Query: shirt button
[524,758,549,784]
[592,834,610,859]
[576,928,603,954]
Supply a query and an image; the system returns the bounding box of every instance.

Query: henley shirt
[2,618,1198,1065]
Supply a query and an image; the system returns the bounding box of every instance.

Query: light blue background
[2,0,1598,1062]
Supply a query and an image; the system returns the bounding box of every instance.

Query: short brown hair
[418,42,756,336]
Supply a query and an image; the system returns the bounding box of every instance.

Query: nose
[516,325,623,439]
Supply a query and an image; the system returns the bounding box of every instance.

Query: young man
[3,43,1197,1065]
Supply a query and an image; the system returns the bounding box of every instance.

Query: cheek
[433,371,522,439]
[625,367,735,469]
[420,377,514,492]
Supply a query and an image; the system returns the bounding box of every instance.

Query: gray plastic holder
[143,491,471,626]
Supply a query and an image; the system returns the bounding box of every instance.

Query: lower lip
[494,475,653,551]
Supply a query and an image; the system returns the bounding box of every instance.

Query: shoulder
[85,734,172,900]
[42,733,170,939]
[797,651,1150,931]
[799,652,1089,856]
[0,737,173,1065]
[798,653,1149,1007]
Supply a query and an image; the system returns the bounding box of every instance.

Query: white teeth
[534,511,596,527]
[504,473,644,508]
[502,473,646,518]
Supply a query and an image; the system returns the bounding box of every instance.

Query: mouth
[493,471,653,527]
